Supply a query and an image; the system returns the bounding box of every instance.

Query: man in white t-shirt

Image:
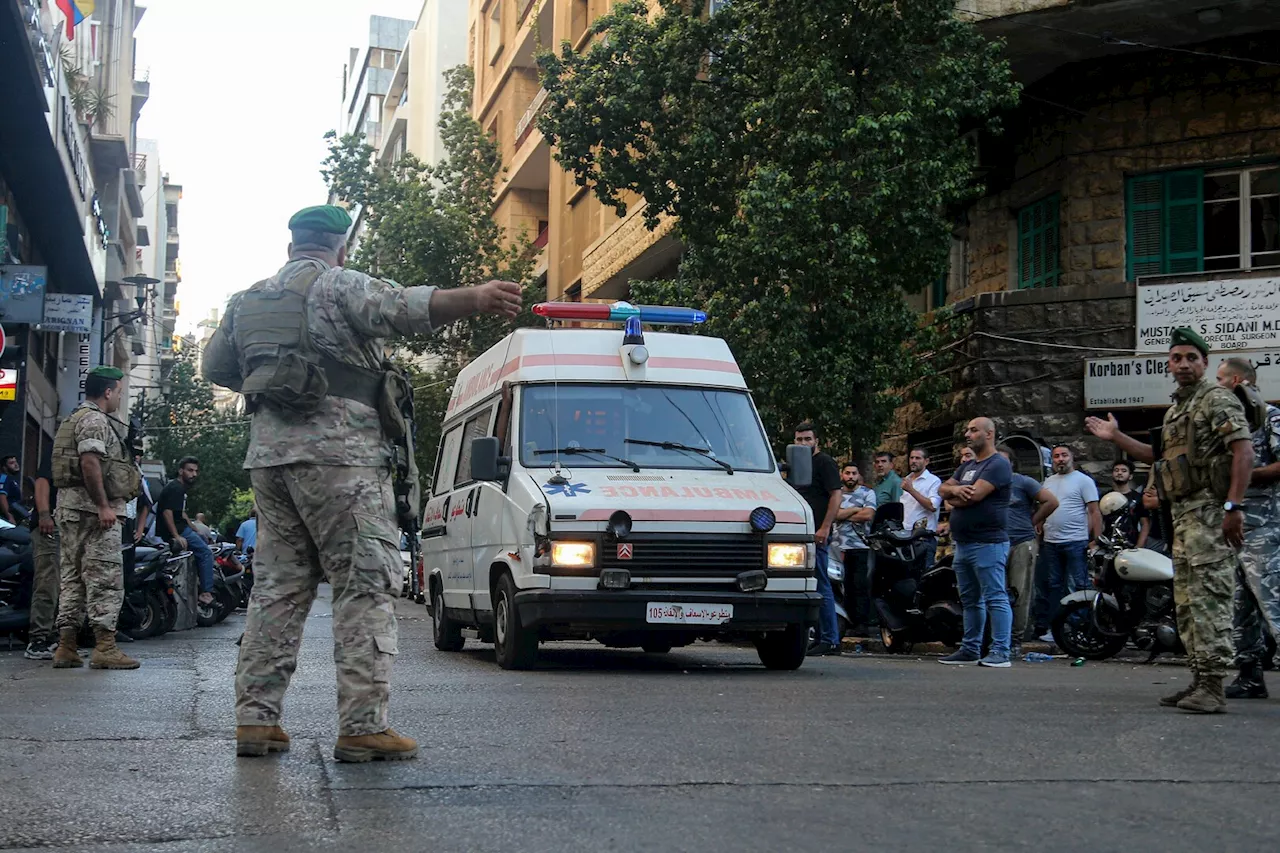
[1034,445,1102,641]
[901,447,942,569]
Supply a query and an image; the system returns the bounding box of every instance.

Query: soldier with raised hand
[1086,327,1253,713]
[50,365,142,671]
[1214,357,1280,699]
[202,205,521,762]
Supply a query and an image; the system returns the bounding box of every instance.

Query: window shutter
[1126,175,1165,280]
[932,272,947,308]
[1016,194,1060,289]
[1164,169,1203,274]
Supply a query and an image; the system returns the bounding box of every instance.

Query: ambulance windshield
[520,384,774,473]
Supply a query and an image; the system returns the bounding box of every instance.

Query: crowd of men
[795,327,1280,711]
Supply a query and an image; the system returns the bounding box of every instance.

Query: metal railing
[514,87,549,149]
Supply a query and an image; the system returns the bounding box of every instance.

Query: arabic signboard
[1137,274,1280,352]
[40,293,95,334]
[1085,349,1280,409]
[0,265,49,325]
[0,369,17,402]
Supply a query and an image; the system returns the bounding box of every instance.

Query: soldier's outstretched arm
[338,276,521,338]
[1084,413,1154,463]
[429,280,522,327]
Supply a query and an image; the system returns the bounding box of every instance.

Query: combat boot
[236,725,291,757]
[333,728,419,763]
[1177,675,1227,714]
[52,628,84,669]
[1225,661,1268,699]
[89,628,140,670]
[1159,674,1198,707]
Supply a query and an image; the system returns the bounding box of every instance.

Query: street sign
[0,369,17,402]
[1085,349,1280,409]
[0,265,48,325]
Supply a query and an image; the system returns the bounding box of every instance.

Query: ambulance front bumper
[513,589,821,631]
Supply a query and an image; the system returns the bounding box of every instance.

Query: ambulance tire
[641,639,673,654]
[755,624,808,670]
[432,585,465,652]
[494,573,539,670]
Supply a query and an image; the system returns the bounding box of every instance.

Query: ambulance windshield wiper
[624,439,734,475]
[532,447,641,472]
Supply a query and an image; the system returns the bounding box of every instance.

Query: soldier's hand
[1223,510,1245,548]
[1084,413,1120,441]
[97,506,118,530]
[473,280,523,318]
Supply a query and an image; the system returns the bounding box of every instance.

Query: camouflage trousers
[53,507,123,633]
[1233,503,1280,666]
[30,529,60,643]
[235,464,402,737]
[1171,503,1238,678]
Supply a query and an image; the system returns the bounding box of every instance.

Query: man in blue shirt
[938,417,1014,667]
[0,454,25,524]
[236,508,258,552]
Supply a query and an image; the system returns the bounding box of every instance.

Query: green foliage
[219,488,255,537]
[135,354,250,531]
[320,64,547,487]
[537,0,1018,453]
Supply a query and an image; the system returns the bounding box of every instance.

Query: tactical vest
[52,406,142,501]
[1155,381,1233,501]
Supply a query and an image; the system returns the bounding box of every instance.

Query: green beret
[88,366,124,380]
[287,205,352,235]
[1169,326,1210,357]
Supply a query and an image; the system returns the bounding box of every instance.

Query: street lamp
[102,275,162,363]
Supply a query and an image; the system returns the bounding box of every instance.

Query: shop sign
[40,292,94,333]
[0,369,16,402]
[0,265,49,325]
[1137,274,1280,352]
[1085,349,1280,409]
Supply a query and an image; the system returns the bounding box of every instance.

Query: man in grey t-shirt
[1034,445,1102,641]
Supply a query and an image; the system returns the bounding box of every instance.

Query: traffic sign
[0,325,6,360]
[0,369,16,402]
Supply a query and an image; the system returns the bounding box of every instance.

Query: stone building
[892,1,1280,480]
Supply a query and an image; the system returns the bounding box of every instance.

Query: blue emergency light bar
[532,301,707,325]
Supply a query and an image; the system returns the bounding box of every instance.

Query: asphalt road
[2,588,1277,853]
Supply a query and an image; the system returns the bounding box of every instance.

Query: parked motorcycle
[197,543,246,627]
[0,523,35,640]
[117,541,186,640]
[1050,492,1179,661]
[863,503,959,653]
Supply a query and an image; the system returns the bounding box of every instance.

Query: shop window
[1016,194,1060,289]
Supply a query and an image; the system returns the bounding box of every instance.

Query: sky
[134,0,423,334]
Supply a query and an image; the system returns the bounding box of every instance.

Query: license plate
[645,602,733,625]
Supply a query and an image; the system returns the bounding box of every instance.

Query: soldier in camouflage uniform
[1087,327,1253,713]
[50,366,140,671]
[1215,357,1280,699]
[202,205,521,762]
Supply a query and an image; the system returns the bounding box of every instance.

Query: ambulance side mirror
[471,437,508,482]
[784,445,812,489]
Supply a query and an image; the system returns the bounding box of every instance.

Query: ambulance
[421,301,820,670]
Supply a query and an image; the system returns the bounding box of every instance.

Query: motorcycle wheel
[880,624,909,654]
[214,587,238,623]
[1051,601,1128,660]
[196,597,221,628]
[154,592,177,636]
[123,596,161,641]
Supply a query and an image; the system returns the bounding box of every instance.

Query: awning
[0,1,100,296]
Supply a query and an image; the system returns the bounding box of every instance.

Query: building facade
[888,0,1280,479]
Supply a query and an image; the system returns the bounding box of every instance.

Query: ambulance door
[447,403,497,613]
[470,384,515,614]
[424,422,469,610]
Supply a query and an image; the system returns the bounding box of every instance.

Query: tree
[136,354,250,531]
[321,65,546,486]
[537,0,1018,454]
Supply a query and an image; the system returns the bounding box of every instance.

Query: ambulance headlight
[551,541,596,568]
[767,543,807,569]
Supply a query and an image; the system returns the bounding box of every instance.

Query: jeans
[813,544,839,645]
[1034,540,1089,632]
[953,540,1012,657]
[182,526,215,593]
[843,548,873,630]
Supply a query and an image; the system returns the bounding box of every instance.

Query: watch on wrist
[1224,501,1244,513]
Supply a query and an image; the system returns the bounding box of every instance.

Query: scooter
[0,523,35,642]
[1050,493,1179,661]
[117,540,184,640]
[863,503,959,653]
[197,543,245,627]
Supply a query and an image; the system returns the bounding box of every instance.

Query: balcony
[514,88,548,150]
[132,153,148,187]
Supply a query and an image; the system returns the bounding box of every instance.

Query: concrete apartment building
[377,0,469,169]
[885,0,1280,478]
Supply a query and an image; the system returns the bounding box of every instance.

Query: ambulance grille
[599,533,764,576]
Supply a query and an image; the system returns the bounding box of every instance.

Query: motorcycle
[197,543,246,627]
[1050,492,1179,661]
[117,540,186,640]
[863,503,959,653]
[0,522,35,641]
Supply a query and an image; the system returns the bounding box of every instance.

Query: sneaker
[1038,631,1055,644]
[1010,641,1023,660]
[979,653,1012,668]
[939,649,982,665]
[806,642,840,657]
[24,640,54,661]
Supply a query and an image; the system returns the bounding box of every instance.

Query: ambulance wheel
[494,573,538,670]
[432,585,465,652]
[755,624,807,670]
[641,638,673,654]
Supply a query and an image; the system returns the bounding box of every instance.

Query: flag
[55,1,95,40]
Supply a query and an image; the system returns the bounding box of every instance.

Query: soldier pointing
[202,205,521,761]
[1086,327,1253,713]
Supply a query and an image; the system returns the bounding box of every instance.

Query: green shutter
[1125,170,1203,280]
[931,272,947,308]
[1016,194,1060,289]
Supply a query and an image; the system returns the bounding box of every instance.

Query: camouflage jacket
[206,258,435,469]
[1162,376,1251,518]
[58,401,128,514]
[1245,403,1280,523]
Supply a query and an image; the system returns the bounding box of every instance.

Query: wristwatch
[1223,501,1244,513]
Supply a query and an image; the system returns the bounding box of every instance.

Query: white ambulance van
[422,302,819,670]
